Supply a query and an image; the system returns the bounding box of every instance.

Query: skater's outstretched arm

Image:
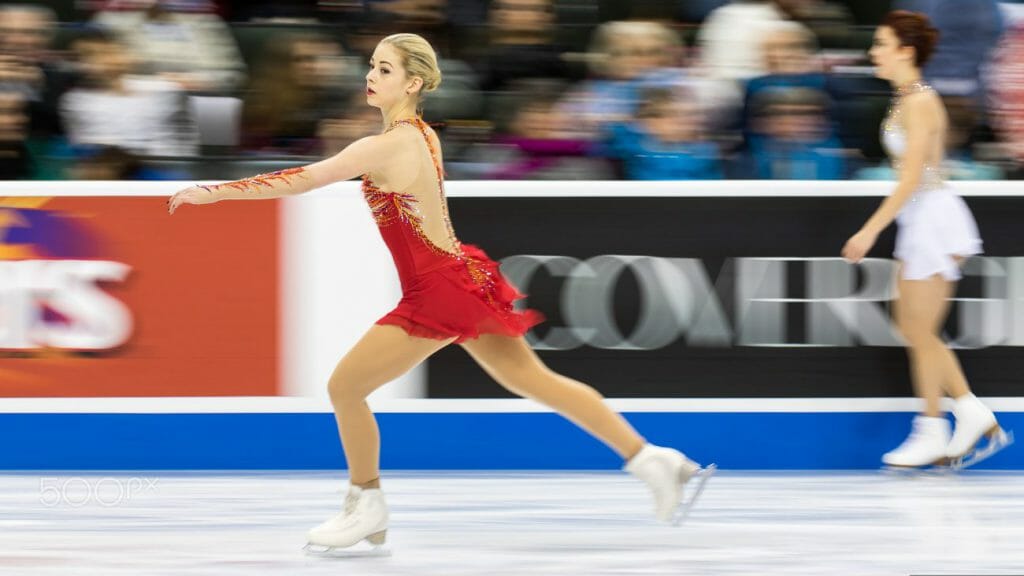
[167,129,406,214]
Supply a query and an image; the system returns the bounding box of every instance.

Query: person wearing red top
[169,33,714,552]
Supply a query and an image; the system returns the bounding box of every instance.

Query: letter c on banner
[501,255,722,350]
[500,255,585,350]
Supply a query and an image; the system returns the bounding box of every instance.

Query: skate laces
[324,491,362,528]
[343,492,359,515]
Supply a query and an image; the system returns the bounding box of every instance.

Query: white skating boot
[625,444,715,525]
[882,415,951,469]
[304,485,389,555]
[946,394,1014,470]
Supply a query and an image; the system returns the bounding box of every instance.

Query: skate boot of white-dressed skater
[882,415,951,469]
[304,485,389,556]
[946,394,1014,470]
[625,444,716,526]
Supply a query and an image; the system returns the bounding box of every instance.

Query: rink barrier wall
[1,182,1022,470]
[1,402,1021,470]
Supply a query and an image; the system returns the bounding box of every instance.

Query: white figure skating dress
[883,82,983,281]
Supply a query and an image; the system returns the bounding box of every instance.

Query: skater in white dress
[842,10,1012,470]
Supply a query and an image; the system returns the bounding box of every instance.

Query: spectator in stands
[759,21,822,76]
[466,79,614,180]
[559,20,685,139]
[0,88,31,178]
[91,0,246,94]
[603,87,723,180]
[989,19,1024,178]
[355,0,450,53]
[746,86,845,179]
[472,0,570,92]
[59,27,198,157]
[773,0,855,49]
[742,22,834,147]
[0,3,70,140]
[240,33,358,155]
[695,0,791,109]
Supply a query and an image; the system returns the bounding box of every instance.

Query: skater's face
[870,26,915,80]
[365,43,422,111]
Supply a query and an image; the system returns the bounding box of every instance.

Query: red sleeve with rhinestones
[199,167,313,200]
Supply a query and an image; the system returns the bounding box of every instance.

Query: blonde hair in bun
[380,33,443,95]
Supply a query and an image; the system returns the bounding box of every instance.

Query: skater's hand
[168,185,217,215]
[841,229,877,263]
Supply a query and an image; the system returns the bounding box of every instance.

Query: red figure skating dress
[361,118,543,343]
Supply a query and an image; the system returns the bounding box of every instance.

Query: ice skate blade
[303,540,392,558]
[948,428,1014,471]
[949,422,1004,460]
[881,464,954,477]
[672,463,716,526]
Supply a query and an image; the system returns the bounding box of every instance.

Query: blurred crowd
[2,0,1024,181]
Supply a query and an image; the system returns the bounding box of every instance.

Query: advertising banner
[0,195,278,397]
[428,194,1024,399]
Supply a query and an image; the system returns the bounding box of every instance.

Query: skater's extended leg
[461,334,712,522]
[460,333,644,459]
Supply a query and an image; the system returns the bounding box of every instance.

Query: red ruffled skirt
[376,244,544,343]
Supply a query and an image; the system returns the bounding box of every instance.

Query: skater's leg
[461,334,712,523]
[893,271,1009,466]
[460,334,644,460]
[307,326,454,551]
[883,271,967,467]
[328,324,454,485]
[894,274,963,415]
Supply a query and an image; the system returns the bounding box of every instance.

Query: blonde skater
[169,33,714,551]
[842,11,1012,470]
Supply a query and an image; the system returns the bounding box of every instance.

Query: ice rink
[2,470,1022,575]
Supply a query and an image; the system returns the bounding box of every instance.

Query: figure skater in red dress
[169,33,714,552]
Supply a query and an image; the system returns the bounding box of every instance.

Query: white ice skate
[625,444,716,525]
[304,486,390,557]
[946,394,1014,471]
[882,415,951,470]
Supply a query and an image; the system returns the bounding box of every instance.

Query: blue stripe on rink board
[1,412,1021,470]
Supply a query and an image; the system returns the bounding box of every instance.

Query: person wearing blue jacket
[604,87,723,180]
